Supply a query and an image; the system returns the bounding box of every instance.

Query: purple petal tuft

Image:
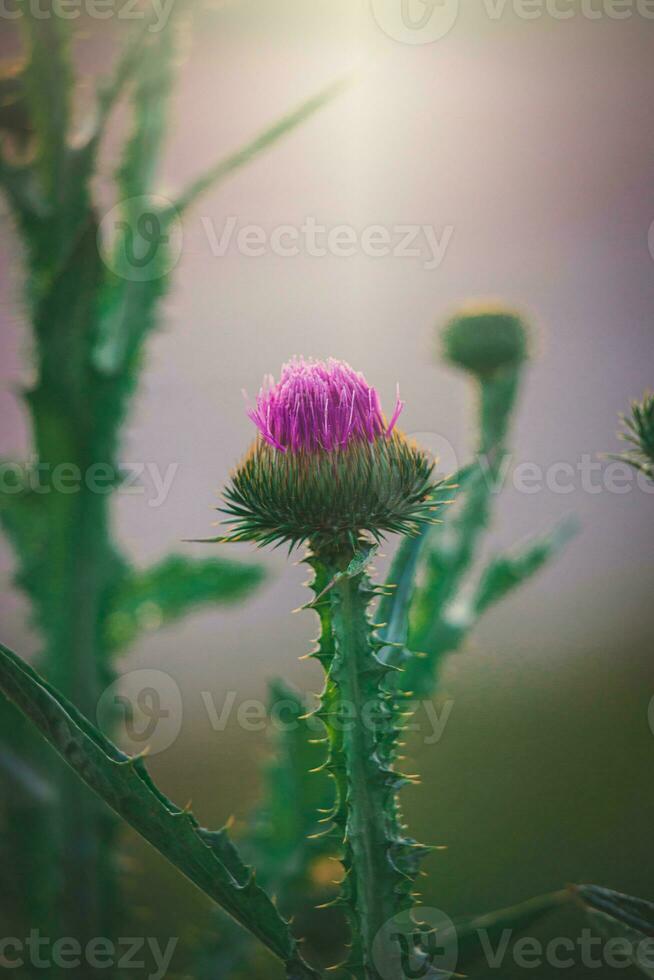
[247,357,403,453]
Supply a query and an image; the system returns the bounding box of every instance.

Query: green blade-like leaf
[398,891,567,976]
[472,517,578,617]
[573,885,654,978]
[171,72,354,216]
[454,890,569,969]
[104,554,265,653]
[0,641,320,979]
[378,471,466,669]
[378,533,426,655]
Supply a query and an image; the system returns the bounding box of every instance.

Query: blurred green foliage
[0,6,347,971]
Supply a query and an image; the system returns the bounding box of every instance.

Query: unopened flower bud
[441,305,529,378]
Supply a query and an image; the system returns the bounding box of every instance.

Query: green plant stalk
[407,366,522,690]
[310,553,422,979]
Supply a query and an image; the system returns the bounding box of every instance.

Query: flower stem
[310,554,423,979]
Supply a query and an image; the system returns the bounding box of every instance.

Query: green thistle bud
[217,358,439,553]
[441,304,529,378]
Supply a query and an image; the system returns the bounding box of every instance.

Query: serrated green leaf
[473,517,578,616]
[378,471,467,671]
[0,641,320,979]
[104,554,265,653]
[454,890,569,969]
[245,680,334,907]
[573,885,654,977]
[311,542,379,604]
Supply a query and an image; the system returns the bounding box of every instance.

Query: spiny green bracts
[215,358,438,552]
[441,304,529,379]
[610,390,654,481]
[221,434,435,553]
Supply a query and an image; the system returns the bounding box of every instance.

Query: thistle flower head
[611,391,654,481]
[442,305,529,378]
[219,358,440,554]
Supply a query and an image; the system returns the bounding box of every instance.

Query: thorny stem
[310,549,423,979]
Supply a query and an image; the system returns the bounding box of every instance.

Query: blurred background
[1,2,653,976]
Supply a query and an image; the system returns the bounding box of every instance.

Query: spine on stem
[308,554,429,979]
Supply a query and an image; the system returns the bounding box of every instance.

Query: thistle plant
[609,391,654,482]
[212,357,444,974]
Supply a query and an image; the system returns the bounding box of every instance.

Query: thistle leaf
[103,554,265,653]
[378,471,466,669]
[573,885,654,977]
[472,517,578,616]
[454,890,569,969]
[378,534,425,654]
[0,641,320,979]
[171,73,354,216]
[244,680,334,907]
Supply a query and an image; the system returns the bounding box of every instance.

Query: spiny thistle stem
[309,553,425,979]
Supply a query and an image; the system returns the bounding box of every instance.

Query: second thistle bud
[441,305,529,378]
[219,357,438,553]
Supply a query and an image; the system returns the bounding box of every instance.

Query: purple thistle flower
[247,357,404,453]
